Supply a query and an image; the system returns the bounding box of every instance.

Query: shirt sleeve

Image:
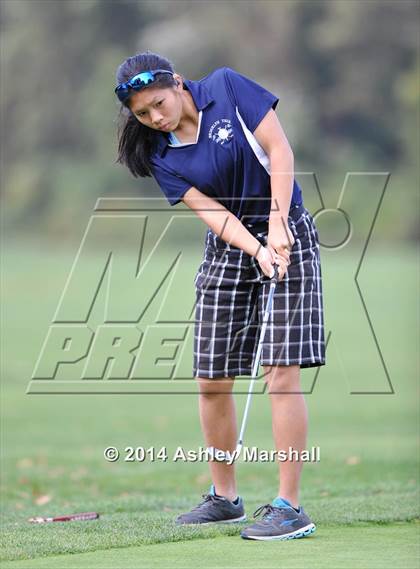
[223,67,279,133]
[150,159,193,206]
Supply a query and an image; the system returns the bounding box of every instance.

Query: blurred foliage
[0,0,418,243]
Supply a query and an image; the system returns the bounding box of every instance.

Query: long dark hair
[114,51,178,178]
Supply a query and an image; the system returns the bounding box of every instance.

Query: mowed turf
[2,525,419,569]
[1,241,419,567]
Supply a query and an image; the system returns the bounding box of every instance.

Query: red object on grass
[28,512,99,523]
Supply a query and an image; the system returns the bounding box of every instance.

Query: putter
[207,263,280,463]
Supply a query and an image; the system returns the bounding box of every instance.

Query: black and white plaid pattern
[192,204,326,379]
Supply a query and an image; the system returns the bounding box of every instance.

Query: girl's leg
[263,364,308,508]
[197,376,238,502]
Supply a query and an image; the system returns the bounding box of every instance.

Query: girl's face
[127,74,184,132]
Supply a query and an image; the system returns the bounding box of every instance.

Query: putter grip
[270,263,279,283]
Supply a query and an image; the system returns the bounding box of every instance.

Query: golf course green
[1,241,418,568]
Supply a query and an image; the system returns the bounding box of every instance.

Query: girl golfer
[114,51,326,541]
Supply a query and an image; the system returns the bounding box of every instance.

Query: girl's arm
[182,186,263,258]
[182,185,290,278]
[253,109,295,247]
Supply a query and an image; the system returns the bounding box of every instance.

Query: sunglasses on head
[114,69,174,104]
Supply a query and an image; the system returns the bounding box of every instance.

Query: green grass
[1,241,419,567]
[2,524,419,569]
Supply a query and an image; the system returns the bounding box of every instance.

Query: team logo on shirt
[208,118,234,145]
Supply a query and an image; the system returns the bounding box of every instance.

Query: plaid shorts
[193,203,326,378]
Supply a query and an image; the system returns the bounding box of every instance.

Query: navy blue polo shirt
[149,67,303,224]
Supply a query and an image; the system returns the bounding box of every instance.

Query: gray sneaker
[175,485,246,525]
[240,497,316,541]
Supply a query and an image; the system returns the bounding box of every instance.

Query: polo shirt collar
[155,79,214,157]
[183,79,214,111]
